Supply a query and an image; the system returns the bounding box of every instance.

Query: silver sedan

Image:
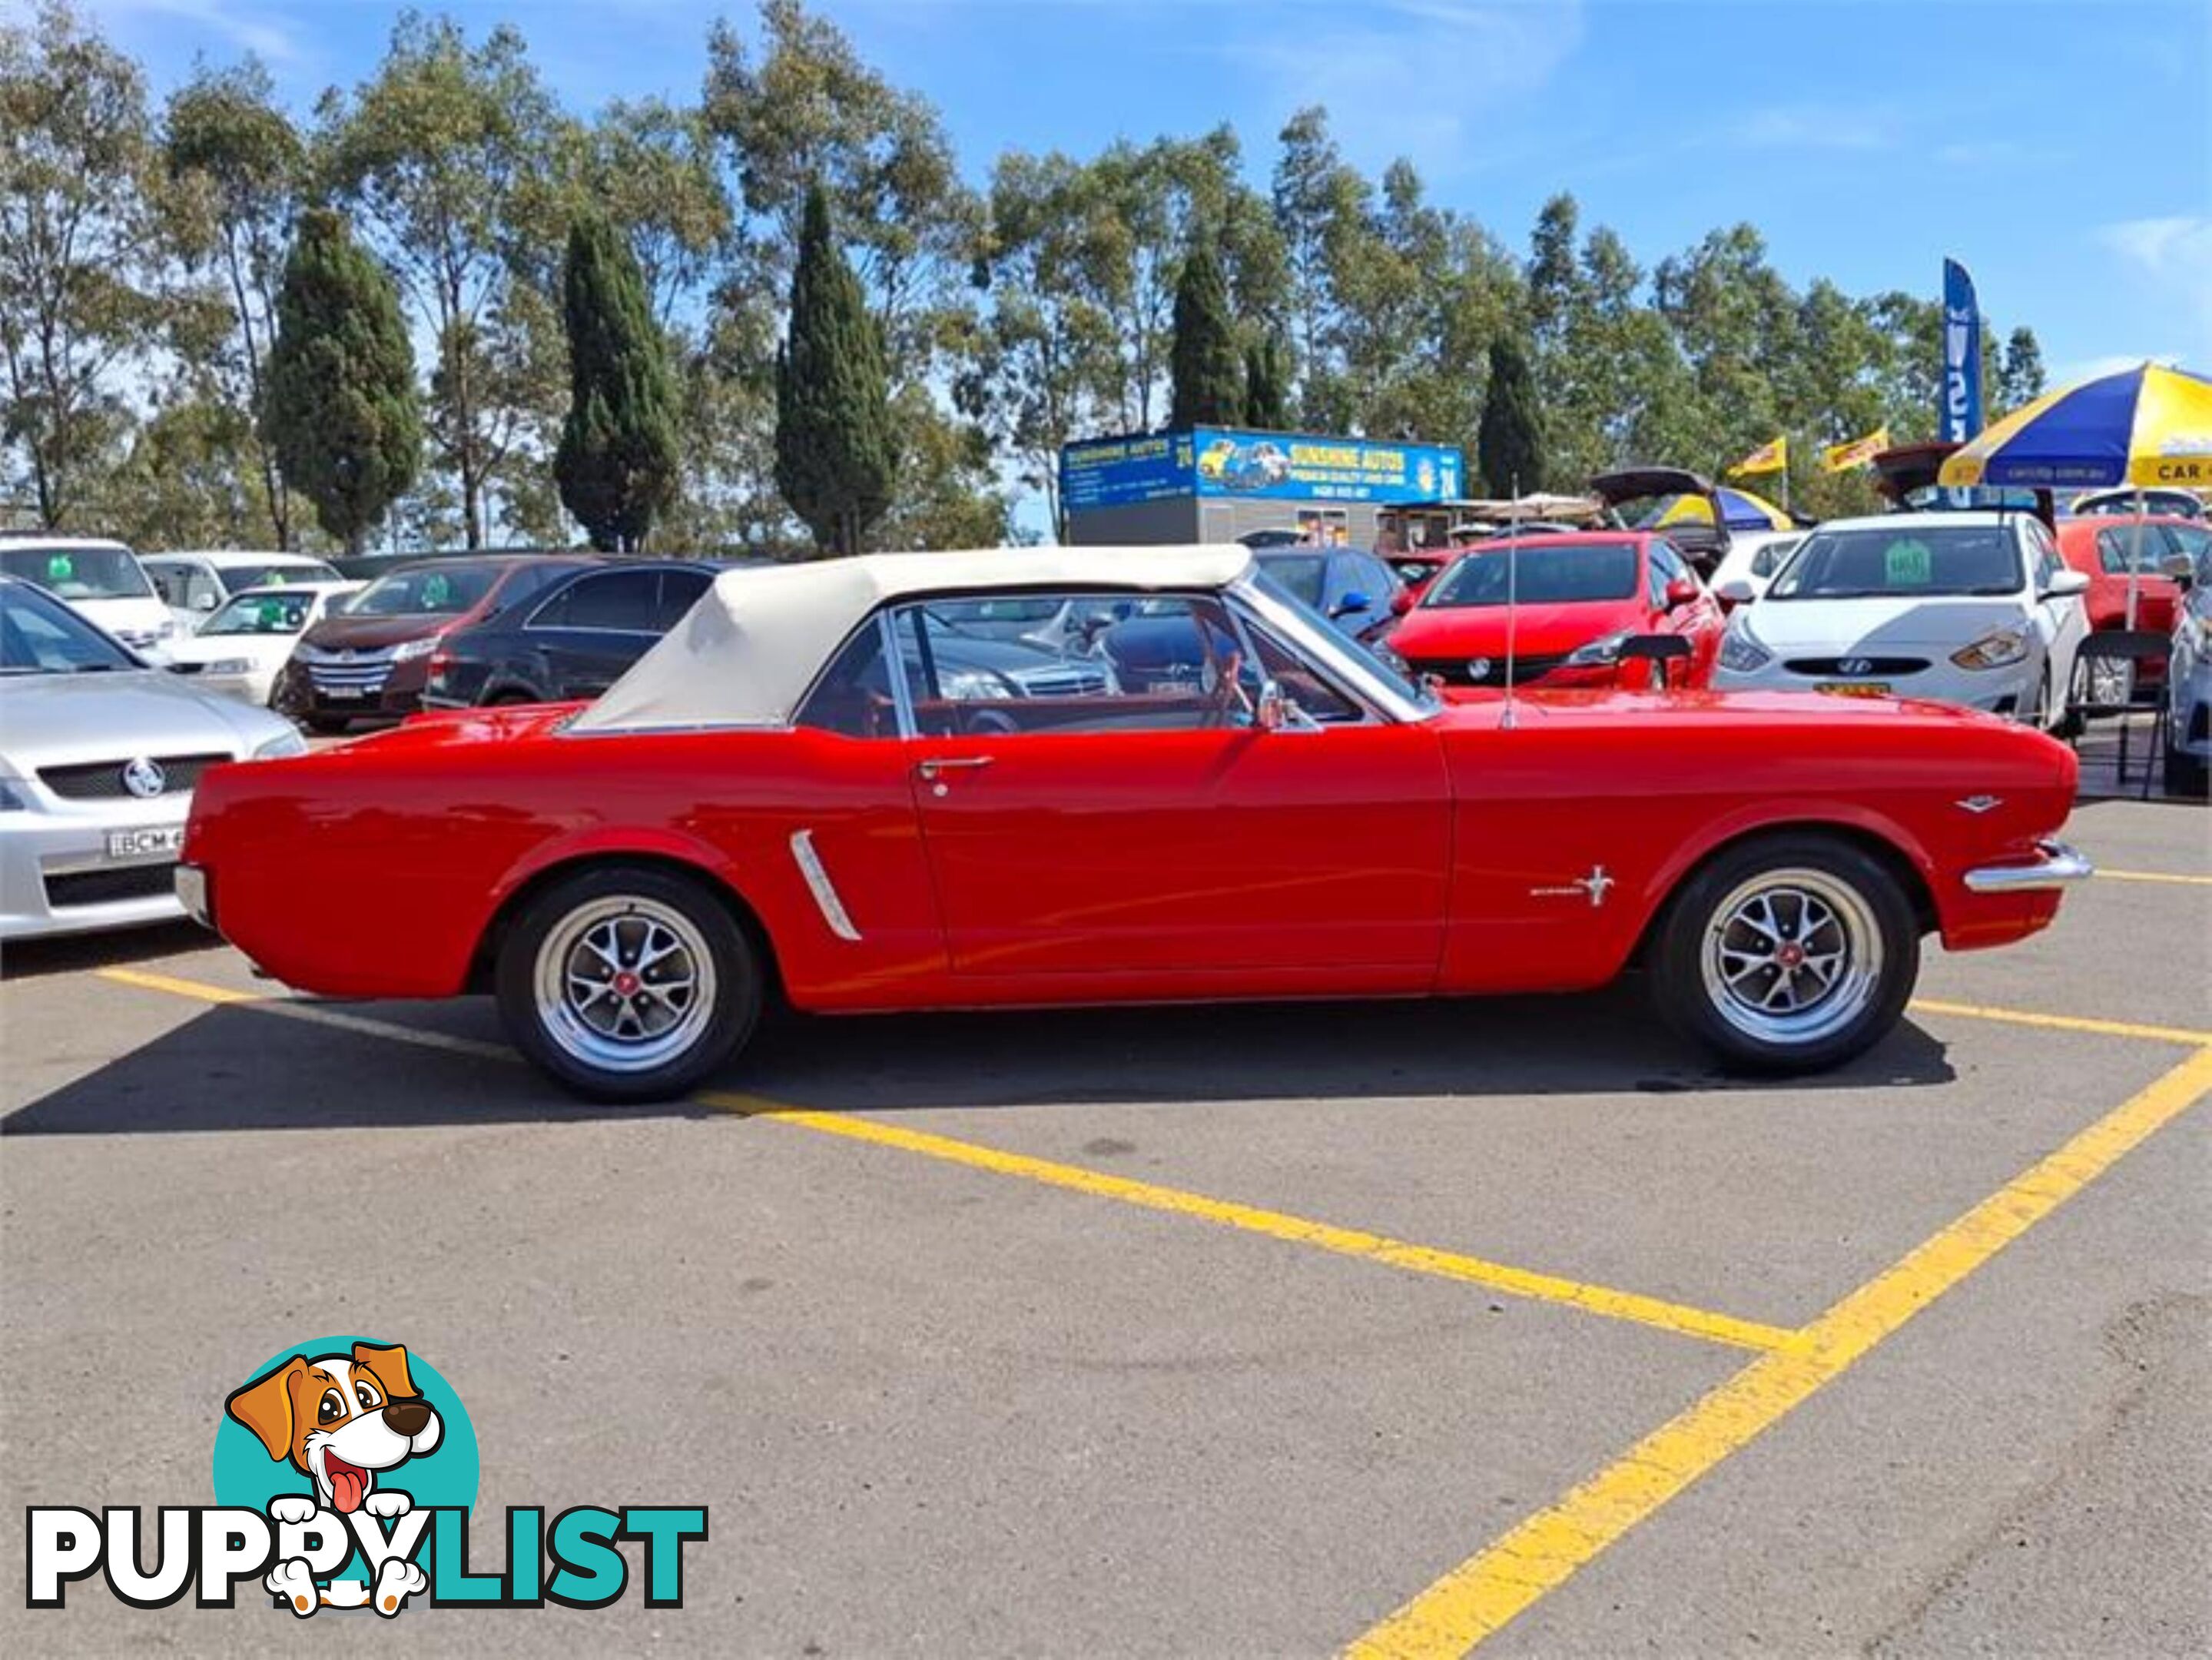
[1,576,305,941]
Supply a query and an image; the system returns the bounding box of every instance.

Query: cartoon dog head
[226,1342,443,1515]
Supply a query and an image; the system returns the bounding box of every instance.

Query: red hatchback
[1381,532,1724,690]
[2054,514,2199,636]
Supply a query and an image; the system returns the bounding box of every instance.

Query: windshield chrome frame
[1230,571,1436,723]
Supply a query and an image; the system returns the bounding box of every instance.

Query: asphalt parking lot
[2,786,2206,1656]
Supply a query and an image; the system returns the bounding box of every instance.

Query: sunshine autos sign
[1060,427,1464,510]
[26,1336,706,1619]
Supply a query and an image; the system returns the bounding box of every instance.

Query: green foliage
[555,211,680,550]
[261,207,421,549]
[1243,334,1289,428]
[1169,239,1242,429]
[1477,336,1545,496]
[775,184,896,554]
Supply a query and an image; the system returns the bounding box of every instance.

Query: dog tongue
[329,1462,366,1514]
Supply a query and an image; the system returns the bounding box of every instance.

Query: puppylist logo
[27,1336,706,1618]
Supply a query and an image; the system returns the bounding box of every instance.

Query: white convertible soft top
[571,544,1255,732]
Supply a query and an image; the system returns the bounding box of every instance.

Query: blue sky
[68,0,2212,382]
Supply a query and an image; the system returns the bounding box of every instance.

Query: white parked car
[2071,486,2204,522]
[141,549,344,631]
[1712,512,2091,729]
[2165,541,2211,795]
[164,580,361,706]
[0,576,304,940]
[0,536,177,662]
[1709,530,1806,606]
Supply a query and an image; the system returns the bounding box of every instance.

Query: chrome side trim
[1962,839,2094,894]
[789,828,861,940]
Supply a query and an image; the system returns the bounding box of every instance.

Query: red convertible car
[1382,532,1726,689]
[181,547,2088,1101]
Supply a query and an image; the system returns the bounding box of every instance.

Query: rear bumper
[1962,839,2094,894]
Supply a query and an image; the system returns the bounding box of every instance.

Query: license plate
[323,686,366,700]
[106,825,184,862]
[1815,681,1891,699]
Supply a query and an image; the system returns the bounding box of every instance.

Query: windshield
[0,581,139,674]
[1423,541,1639,608]
[201,589,320,636]
[0,543,153,602]
[347,563,500,617]
[926,597,1065,628]
[1769,525,2023,599]
[1255,552,1330,608]
[1245,569,1435,714]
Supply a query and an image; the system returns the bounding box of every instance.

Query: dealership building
[1059,427,1465,547]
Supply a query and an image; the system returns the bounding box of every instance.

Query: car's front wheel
[1650,835,1919,1074]
[496,864,761,1101]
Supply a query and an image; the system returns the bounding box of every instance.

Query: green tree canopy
[1169,237,1242,429]
[555,209,680,550]
[1477,335,1544,496]
[261,207,422,550]
[775,183,896,555]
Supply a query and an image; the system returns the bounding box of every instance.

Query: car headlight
[940,669,1014,699]
[1563,629,1631,668]
[1719,627,1773,672]
[204,658,254,676]
[253,729,308,760]
[392,636,439,662]
[1951,627,2029,670]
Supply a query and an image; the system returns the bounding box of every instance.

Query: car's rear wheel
[1650,835,1919,1074]
[496,864,761,1101]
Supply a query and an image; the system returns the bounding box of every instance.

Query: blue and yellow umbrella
[1652,486,1793,532]
[1938,360,2212,490]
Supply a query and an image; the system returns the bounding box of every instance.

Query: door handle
[917,755,993,794]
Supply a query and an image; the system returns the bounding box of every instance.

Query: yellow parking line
[91,965,1787,1353]
[2095,868,2212,888]
[698,1092,1794,1353]
[1909,997,2212,1049]
[1345,1042,2212,1658]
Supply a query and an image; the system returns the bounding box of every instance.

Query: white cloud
[1217,0,1587,178]
[1728,103,1901,154]
[86,0,300,65]
[2098,216,2212,364]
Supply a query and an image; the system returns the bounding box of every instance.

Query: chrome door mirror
[1254,679,1318,732]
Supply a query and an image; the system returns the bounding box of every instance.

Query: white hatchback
[1711,512,2091,729]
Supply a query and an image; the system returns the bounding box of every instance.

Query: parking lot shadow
[2,982,1955,1138]
[0,921,227,981]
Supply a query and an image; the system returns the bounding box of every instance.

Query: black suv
[420,560,722,709]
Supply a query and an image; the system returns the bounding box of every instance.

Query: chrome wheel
[1700,868,1883,1047]
[532,896,717,1074]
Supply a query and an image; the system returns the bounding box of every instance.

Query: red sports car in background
[182,547,2088,1102]
[2054,513,2200,639]
[1381,532,1726,689]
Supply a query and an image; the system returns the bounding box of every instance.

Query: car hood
[0,670,292,765]
[1391,599,1642,658]
[300,613,456,651]
[1733,596,2025,653]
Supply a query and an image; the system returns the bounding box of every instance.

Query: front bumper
[1713,657,2036,717]
[0,808,189,940]
[1962,839,2095,895]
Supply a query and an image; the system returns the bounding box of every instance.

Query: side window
[1751,536,1799,579]
[2022,522,2060,586]
[897,592,1254,738]
[654,568,713,629]
[1243,622,1361,723]
[795,619,894,739]
[565,569,658,631]
[144,561,184,605]
[528,579,575,629]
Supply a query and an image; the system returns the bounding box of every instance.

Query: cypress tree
[1242,332,1289,428]
[775,183,897,556]
[1477,336,1546,496]
[555,210,680,551]
[260,208,420,552]
[1168,238,1243,430]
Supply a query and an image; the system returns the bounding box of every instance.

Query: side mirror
[2042,568,2091,599]
[1663,576,1700,610]
[1714,577,1757,609]
[1390,590,1414,617]
[1255,679,1287,731]
[193,593,217,611]
[2161,552,2195,583]
[1328,589,1371,619]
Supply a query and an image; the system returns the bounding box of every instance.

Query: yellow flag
[1821,426,1890,473]
[1729,437,1788,476]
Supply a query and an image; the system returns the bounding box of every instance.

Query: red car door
[894,597,1453,983]
[1650,539,1724,686]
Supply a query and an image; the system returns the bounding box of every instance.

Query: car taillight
[426,646,451,682]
